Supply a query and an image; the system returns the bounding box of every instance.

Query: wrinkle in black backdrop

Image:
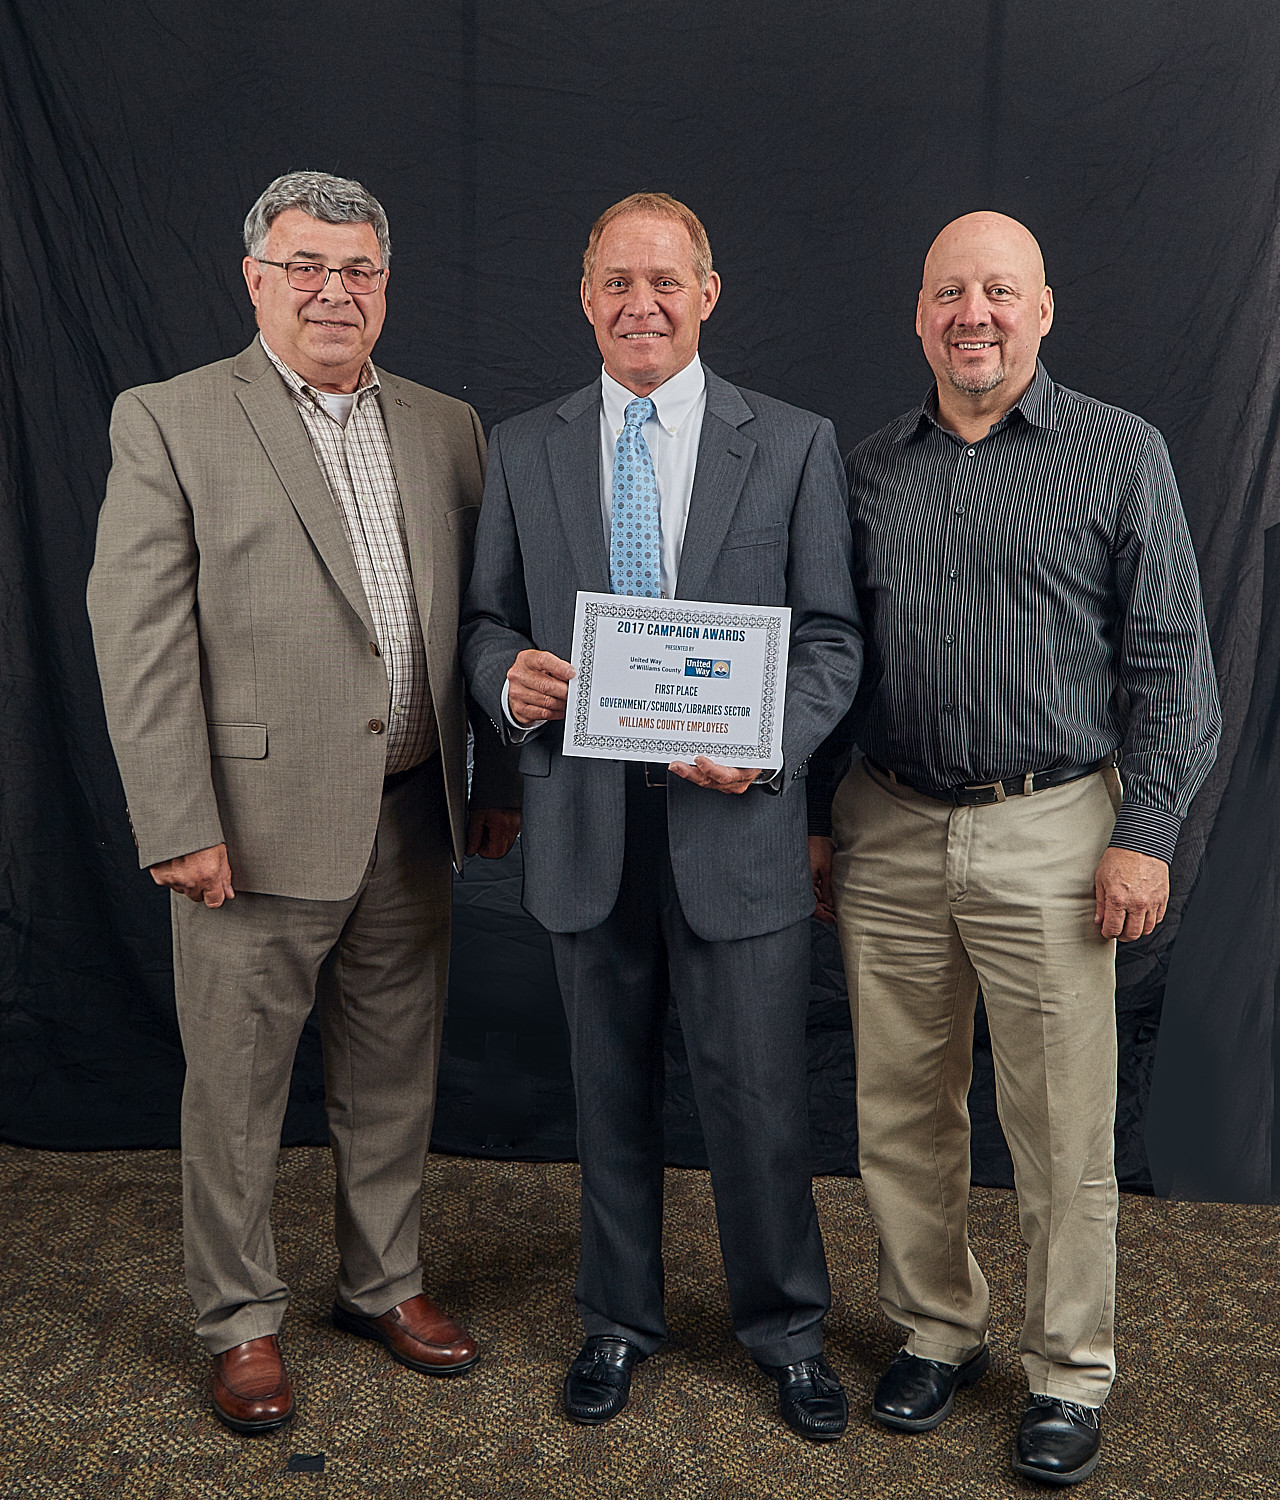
[1,0,1278,1196]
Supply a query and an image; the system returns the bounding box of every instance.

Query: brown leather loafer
[331,1293,478,1375]
[211,1334,294,1434]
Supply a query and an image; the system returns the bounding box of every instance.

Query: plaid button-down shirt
[261,336,435,774]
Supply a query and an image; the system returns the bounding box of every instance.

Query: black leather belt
[864,754,1115,807]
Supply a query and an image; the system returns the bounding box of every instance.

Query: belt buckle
[962,778,1007,805]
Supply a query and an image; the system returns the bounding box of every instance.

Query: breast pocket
[709,523,788,605]
[445,505,480,540]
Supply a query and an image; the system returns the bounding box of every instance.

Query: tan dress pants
[832,759,1121,1404]
[171,762,453,1355]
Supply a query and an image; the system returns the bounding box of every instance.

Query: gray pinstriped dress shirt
[813,362,1220,861]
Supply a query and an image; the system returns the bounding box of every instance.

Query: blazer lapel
[546,380,611,593]
[232,343,375,637]
[675,371,756,601]
[377,374,433,624]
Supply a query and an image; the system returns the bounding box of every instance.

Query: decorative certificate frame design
[564,594,788,766]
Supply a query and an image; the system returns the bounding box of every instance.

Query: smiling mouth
[952,340,998,351]
[308,319,358,330]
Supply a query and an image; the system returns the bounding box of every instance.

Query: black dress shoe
[562,1336,647,1425]
[757,1354,848,1442]
[1013,1395,1102,1486]
[871,1344,989,1432]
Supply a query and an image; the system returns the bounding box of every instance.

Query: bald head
[916,211,1054,435]
[923,211,1046,292]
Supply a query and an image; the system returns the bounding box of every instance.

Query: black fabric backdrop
[2,1,1278,1198]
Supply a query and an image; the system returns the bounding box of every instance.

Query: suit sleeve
[777,417,864,790]
[453,404,523,808]
[86,392,225,869]
[459,422,539,743]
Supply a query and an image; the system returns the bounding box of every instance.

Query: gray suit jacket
[460,369,863,941]
[87,339,518,900]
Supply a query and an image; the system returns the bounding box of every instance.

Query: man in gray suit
[461,193,862,1438]
[87,171,519,1433]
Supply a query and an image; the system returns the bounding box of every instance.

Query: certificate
[561,592,790,768]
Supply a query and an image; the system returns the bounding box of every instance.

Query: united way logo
[684,657,731,678]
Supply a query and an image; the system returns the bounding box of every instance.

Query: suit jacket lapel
[232,342,375,637]
[675,370,756,601]
[377,374,433,624]
[546,380,611,593]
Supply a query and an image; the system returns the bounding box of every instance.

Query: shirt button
[954,506,965,515]
[948,568,958,579]
[967,448,976,456]
[368,719,385,734]
[944,635,954,645]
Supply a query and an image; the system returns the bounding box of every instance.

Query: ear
[914,288,924,339]
[1039,284,1055,337]
[699,270,722,322]
[580,277,595,326]
[243,256,264,309]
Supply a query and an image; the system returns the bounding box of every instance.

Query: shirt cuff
[1108,804,1181,863]
[501,678,546,742]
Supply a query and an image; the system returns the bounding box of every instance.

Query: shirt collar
[601,355,706,436]
[259,333,380,408]
[899,358,1059,444]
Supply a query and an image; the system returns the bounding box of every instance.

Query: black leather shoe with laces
[1013,1395,1103,1485]
[871,1345,990,1431]
[757,1354,849,1442]
[562,1336,647,1425]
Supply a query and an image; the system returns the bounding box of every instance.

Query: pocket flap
[207,721,268,759]
[518,737,552,777]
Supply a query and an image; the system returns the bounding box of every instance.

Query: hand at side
[150,843,235,907]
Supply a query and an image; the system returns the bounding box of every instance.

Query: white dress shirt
[502,357,708,733]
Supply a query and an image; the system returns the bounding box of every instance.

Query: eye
[937,288,960,299]
[988,286,1013,298]
[345,268,375,289]
[291,263,324,277]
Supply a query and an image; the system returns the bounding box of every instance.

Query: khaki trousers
[171,761,453,1356]
[831,759,1120,1404]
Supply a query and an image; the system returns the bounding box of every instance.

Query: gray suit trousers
[550,766,831,1368]
[172,761,453,1355]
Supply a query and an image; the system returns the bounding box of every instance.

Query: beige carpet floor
[0,1145,1277,1498]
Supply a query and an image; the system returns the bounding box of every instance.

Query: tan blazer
[87,339,517,901]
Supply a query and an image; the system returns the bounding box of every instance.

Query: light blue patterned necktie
[609,396,661,598]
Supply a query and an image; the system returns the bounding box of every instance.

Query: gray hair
[243,170,391,266]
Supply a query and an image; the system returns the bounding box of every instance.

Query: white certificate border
[570,598,784,762]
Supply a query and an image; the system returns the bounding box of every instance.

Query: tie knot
[624,396,655,429]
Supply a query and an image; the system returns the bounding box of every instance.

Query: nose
[318,271,353,305]
[622,281,661,319]
[954,286,992,325]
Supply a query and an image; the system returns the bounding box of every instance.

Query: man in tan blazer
[86,171,519,1434]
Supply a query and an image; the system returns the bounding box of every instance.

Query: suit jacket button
[368,719,385,734]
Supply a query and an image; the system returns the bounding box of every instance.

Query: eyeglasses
[256,259,387,295]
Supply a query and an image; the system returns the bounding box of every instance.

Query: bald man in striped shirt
[810,213,1220,1487]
